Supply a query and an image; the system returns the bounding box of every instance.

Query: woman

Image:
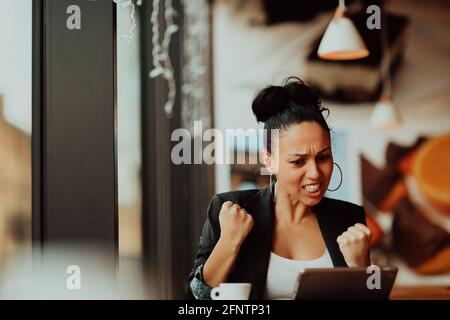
[187,77,372,300]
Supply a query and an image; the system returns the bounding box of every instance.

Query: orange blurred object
[413,133,450,213]
[378,180,408,212]
[398,149,417,175]
[414,245,450,275]
[365,214,383,247]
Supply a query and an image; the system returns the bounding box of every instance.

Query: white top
[263,249,334,300]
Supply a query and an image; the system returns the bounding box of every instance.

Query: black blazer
[186,185,367,300]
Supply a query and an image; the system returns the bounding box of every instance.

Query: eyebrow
[288,147,331,157]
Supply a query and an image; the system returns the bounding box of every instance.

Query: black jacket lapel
[240,186,274,300]
[315,198,348,267]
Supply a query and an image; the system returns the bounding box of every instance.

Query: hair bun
[251,86,290,123]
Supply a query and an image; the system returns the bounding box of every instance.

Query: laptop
[292,266,398,300]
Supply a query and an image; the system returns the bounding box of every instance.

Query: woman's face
[269,122,333,207]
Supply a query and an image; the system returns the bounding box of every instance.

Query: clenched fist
[337,223,372,267]
[218,201,254,248]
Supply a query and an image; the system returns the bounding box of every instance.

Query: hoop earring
[269,174,277,202]
[327,162,343,192]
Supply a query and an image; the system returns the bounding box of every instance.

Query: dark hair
[251,77,330,153]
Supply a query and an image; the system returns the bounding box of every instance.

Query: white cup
[210,283,252,300]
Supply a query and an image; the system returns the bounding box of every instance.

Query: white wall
[117,5,142,206]
[0,0,32,134]
[116,5,142,258]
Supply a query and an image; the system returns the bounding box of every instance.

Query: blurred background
[0,0,448,299]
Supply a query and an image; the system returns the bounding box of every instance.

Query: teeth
[304,184,320,193]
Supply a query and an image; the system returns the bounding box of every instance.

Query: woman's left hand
[337,223,372,267]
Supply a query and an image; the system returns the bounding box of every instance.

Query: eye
[317,154,331,162]
[290,159,305,166]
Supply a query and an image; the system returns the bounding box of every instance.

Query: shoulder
[207,189,260,213]
[215,189,260,204]
[320,196,363,211]
[318,197,366,225]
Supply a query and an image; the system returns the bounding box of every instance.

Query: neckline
[270,248,329,264]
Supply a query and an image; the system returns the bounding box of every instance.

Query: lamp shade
[318,16,369,60]
[370,98,401,130]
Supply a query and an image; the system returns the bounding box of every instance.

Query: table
[390,286,450,300]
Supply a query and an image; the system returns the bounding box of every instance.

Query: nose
[306,160,320,180]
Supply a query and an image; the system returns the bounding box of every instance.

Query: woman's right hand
[218,201,254,248]
[202,201,254,288]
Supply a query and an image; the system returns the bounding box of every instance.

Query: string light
[149,0,179,117]
[111,0,178,117]
[181,0,211,134]
[112,0,141,51]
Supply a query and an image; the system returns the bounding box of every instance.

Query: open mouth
[302,183,321,194]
